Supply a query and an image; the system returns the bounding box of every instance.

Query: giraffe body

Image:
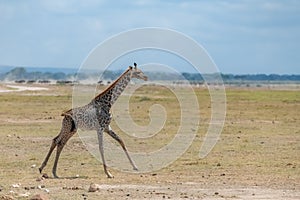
[39,64,147,178]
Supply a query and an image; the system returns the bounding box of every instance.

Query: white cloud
[0,0,299,73]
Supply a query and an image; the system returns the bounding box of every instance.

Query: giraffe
[39,63,148,178]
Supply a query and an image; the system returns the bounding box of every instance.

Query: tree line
[1,67,299,82]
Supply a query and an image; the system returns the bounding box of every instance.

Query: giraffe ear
[134,62,137,69]
[129,66,133,70]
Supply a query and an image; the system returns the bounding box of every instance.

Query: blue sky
[0,0,299,74]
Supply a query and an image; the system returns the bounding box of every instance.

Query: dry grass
[0,83,299,199]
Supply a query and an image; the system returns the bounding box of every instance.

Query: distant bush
[139,96,151,102]
[1,67,299,83]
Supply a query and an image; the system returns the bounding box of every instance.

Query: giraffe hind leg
[52,140,66,178]
[39,116,76,178]
[39,136,58,174]
[52,117,77,178]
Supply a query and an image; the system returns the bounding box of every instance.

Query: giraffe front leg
[105,126,138,171]
[97,128,114,178]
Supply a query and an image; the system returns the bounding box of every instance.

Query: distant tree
[1,66,300,83]
[182,72,203,81]
[5,67,27,80]
[52,72,66,80]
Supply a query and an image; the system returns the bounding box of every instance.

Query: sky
[0,0,299,74]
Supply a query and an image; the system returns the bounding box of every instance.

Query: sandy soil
[0,84,48,93]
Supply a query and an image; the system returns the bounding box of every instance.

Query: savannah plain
[0,83,299,199]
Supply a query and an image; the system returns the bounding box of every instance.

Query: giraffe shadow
[48,175,89,180]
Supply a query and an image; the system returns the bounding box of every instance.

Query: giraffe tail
[61,112,69,117]
[61,109,72,117]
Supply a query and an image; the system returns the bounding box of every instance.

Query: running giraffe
[39,63,148,178]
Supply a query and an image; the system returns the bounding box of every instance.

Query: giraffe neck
[93,68,132,107]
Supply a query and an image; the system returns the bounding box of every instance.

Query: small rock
[88,183,100,192]
[18,192,30,198]
[63,186,82,190]
[37,185,45,189]
[12,183,20,188]
[31,164,36,168]
[36,177,44,182]
[30,194,49,200]
[82,193,88,200]
[0,195,14,200]
[41,174,49,179]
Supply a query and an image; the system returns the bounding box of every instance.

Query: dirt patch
[0,84,48,93]
[2,181,299,199]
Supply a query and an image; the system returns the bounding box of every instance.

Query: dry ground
[0,83,299,199]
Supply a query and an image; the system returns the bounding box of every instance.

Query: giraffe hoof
[106,171,114,178]
[133,166,138,171]
[38,167,42,174]
[53,174,59,179]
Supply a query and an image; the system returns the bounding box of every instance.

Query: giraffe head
[130,63,148,81]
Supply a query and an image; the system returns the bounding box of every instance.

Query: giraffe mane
[61,67,132,116]
[93,67,132,100]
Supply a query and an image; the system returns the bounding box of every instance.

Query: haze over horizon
[0,0,299,75]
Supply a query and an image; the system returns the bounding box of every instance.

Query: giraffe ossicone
[39,64,147,178]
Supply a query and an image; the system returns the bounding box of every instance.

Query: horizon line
[0,64,299,76]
